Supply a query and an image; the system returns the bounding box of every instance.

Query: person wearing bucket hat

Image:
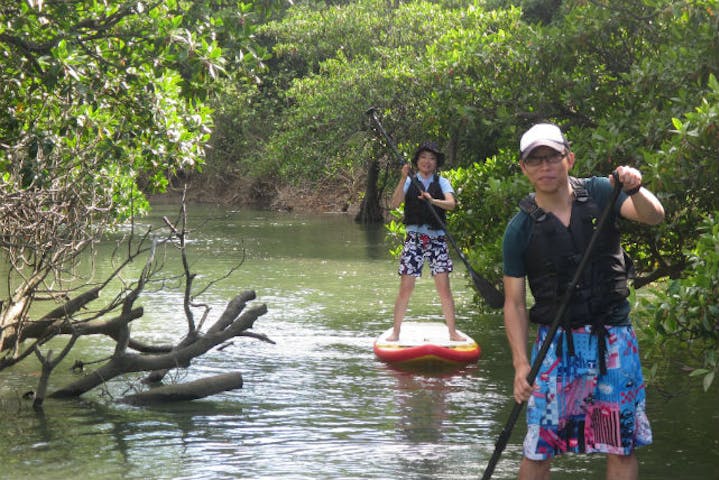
[412,141,445,167]
[386,140,463,343]
[501,123,665,479]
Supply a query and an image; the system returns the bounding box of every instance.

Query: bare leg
[387,274,416,341]
[433,272,464,341]
[518,458,551,480]
[606,453,638,480]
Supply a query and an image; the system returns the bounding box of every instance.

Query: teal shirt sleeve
[502,211,532,278]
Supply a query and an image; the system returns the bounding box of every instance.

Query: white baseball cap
[519,123,569,160]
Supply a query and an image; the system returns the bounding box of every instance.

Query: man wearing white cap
[501,123,665,479]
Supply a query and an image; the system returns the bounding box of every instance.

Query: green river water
[0,203,717,479]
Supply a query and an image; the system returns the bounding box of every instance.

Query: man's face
[520,146,574,193]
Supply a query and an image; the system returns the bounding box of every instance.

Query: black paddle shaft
[480,173,623,480]
[365,108,504,308]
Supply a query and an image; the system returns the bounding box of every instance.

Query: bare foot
[449,332,466,342]
[385,335,399,342]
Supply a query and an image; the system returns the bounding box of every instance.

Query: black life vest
[520,177,633,328]
[403,174,447,230]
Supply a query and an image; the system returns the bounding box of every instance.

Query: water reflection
[360,221,390,260]
[393,371,449,444]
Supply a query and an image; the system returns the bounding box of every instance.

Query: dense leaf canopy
[1,0,270,215]
[225,0,718,286]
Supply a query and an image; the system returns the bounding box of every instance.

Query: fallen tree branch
[120,371,244,405]
[142,290,259,384]
[50,301,268,398]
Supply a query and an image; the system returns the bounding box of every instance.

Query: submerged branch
[50,300,268,398]
[120,372,244,405]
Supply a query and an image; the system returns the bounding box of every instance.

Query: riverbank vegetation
[1,0,717,392]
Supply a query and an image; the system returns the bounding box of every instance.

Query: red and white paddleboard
[373,321,480,368]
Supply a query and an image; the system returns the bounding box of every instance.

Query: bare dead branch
[142,290,259,385]
[120,371,244,405]
[2,156,272,402]
[32,334,79,408]
[50,303,268,398]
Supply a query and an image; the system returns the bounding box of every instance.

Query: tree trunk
[355,158,384,224]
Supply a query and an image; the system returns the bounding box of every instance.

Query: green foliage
[262,54,391,182]
[417,6,528,161]
[636,73,719,390]
[629,72,719,276]
[385,207,406,259]
[255,0,487,184]
[1,0,270,223]
[444,152,529,287]
[640,213,719,391]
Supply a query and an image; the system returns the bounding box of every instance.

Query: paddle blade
[469,269,504,309]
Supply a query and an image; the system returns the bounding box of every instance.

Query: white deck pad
[375,321,476,347]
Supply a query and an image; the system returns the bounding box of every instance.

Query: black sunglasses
[523,151,567,167]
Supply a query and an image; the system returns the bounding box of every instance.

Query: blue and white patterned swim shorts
[523,324,653,460]
[398,231,453,277]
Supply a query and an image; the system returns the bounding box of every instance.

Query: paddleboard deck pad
[373,321,480,368]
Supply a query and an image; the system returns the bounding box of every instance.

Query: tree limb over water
[51,295,270,399]
[1,181,273,406]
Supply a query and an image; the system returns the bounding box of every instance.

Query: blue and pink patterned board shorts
[524,324,653,460]
[398,231,453,277]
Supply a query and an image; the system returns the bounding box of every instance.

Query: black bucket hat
[412,141,445,167]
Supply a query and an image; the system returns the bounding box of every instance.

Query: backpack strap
[519,193,547,222]
[569,176,589,204]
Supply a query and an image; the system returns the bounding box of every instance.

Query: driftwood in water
[120,372,244,405]
[50,293,270,398]
[1,187,274,407]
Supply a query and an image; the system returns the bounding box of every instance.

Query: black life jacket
[520,177,633,329]
[403,174,447,230]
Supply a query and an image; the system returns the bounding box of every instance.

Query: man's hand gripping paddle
[480,171,624,479]
[365,107,504,308]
